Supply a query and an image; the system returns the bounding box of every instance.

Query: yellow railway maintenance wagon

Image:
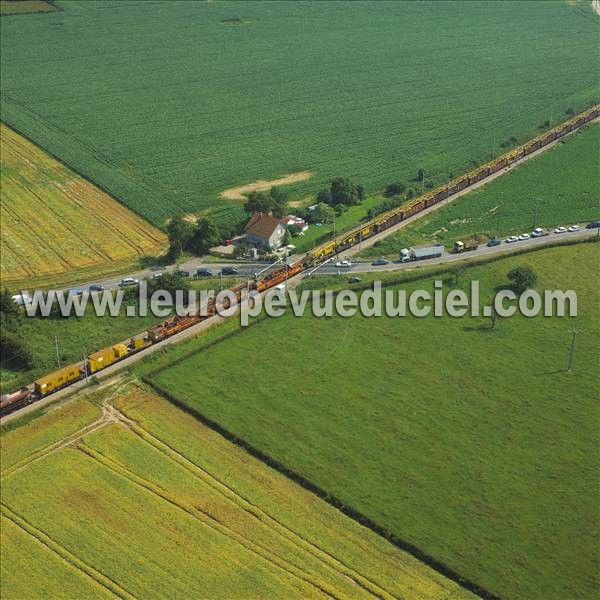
[88,343,129,374]
[34,364,83,396]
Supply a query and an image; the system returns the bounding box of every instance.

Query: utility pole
[54,336,61,368]
[421,170,425,195]
[496,212,501,238]
[567,329,578,372]
[82,349,88,382]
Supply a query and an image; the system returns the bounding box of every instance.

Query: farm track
[76,441,344,600]
[0,507,133,599]
[1,389,405,600]
[106,397,401,600]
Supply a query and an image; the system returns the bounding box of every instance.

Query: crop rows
[0,124,167,286]
[0,387,471,599]
[1,1,598,227]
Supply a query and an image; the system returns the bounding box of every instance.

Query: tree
[270,186,288,217]
[357,184,365,201]
[330,177,359,206]
[566,107,575,116]
[417,168,425,182]
[312,203,335,224]
[167,215,194,258]
[0,328,33,369]
[189,216,220,255]
[334,203,347,216]
[316,189,331,205]
[287,224,302,237]
[0,287,22,328]
[244,191,272,214]
[384,182,406,197]
[449,265,466,286]
[507,266,537,294]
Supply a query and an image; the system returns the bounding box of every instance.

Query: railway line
[2,104,598,420]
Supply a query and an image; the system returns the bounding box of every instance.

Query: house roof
[244,213,283,241]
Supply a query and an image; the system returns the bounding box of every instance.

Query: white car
[119,277,139,287]
[568,225,580,232]
[505,235,519,243]
[518,233,530,241]
[335,260,351,268]
[554,226,567,234]
[531,228,544,238]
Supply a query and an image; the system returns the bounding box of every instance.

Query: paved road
[51,260,278,294]
[2,227,596,424]
[311,227,599,276]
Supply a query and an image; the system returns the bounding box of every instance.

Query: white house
[244,213,287,250]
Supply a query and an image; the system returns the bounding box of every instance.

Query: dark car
[349,276,362,283]
[220,267,239,276]
[88,284,104,292]
[176,270,190,278]
[486,238,502,247]
[195,268,213,278]
[586,220,600,229]
[372,258,390,266]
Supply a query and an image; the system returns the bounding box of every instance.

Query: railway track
[2,104,598,420]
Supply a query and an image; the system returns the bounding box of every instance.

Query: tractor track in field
[75,440,343,600]
[0,506,134,599]
[105,396,402,600]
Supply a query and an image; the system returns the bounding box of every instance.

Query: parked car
[335,260,351,268]
[349,276,362,283]
[531,228,544,238]
[568,225,580,232]
[518,233,530,241]
[67,288,84,296]
[220,267,239,276]
[486,238,502,247]
[176,270,190,278]
[89,284,104,292]
[554,226,567,234]
[505,235,519,243]
[195,268,213,277]
[372,258,389,266]
[586,220,600,229]
[119,277,139,287]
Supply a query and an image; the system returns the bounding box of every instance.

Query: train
[1,104,598,417]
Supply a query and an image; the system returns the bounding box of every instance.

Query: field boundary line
[113,397,400,600]
[0,505,134,599]
[144,378,500,600]
[76,441,345,600]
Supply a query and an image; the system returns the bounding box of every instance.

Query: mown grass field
[0,124,167,289]
[362,122,600,257]
[153,242,600,600]
[0,386,472,600]
[1,1,598,228]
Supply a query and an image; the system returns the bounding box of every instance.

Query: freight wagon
[3,104,598,418]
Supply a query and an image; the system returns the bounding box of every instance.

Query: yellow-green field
[0,1,56,15]
[0,124,167,288]
[0,385,472,600]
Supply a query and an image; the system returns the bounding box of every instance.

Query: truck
[453,239,479,253]
[399,244,444,263]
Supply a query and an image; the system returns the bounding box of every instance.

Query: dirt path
[220,170,313,201]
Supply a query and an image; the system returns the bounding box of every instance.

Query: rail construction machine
[1,104,598,417]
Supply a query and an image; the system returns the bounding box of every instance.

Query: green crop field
[1,1,598,229]
[0,386,472,600]
[152,242,600,599]
[361,122,600,257]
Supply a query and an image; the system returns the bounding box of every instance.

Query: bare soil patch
[220,171,313,201]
